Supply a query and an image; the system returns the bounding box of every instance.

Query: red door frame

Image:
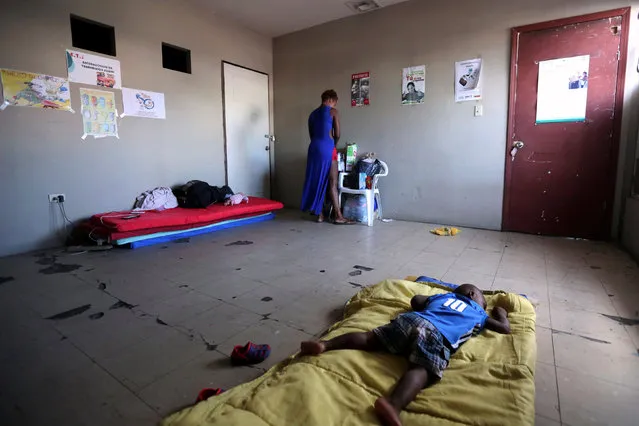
[502,8,631,237]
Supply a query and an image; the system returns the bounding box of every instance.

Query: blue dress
[301,105,334,215]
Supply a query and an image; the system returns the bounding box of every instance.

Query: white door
[223,62,271,198]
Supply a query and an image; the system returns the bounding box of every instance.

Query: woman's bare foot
[317,214,325,223]
[333,217,354,225]
[374,397,402,426]
[300,341,326,355]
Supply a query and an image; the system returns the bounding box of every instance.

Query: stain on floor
[353,265,374,272]
[601,314,639,326]
[551,328,611,345]
[0,276,15,285]
[36,254,82,275]
[109,300,136,310]
[261,297,273,302]
[46,304,92,320]
[89,312,105,320]
[225,240,254,246]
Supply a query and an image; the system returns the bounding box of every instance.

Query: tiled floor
[1,209,638,425]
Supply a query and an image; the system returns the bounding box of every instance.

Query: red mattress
[90,197,283,240]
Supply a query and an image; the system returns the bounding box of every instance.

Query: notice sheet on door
[536,55,589,124]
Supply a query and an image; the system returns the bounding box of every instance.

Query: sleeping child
[299,284,511,426]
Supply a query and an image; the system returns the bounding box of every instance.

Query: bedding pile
[162,279,537,426]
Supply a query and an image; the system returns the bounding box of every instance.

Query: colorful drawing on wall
[536,55,590,123]
[351,72,370,107]
[121,88,166,119]
[66,49,122,89]
[79,88,118,139]
[0,69,72,111]
[454,58,482,102]
[401,66,425,105]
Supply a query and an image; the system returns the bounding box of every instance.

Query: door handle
[510,141,524,161]
[264,134,276,142]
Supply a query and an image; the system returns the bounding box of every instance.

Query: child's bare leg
[375,364,430,426]
[300,331,381,355]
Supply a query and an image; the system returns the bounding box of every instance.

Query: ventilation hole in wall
[70,14,116,57]
[162,43,191,74]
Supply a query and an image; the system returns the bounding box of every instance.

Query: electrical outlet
[48,193,66,203]
[474,105,483,117]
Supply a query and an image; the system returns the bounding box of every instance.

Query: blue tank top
[308,105,333,141]
[414,293,489,349]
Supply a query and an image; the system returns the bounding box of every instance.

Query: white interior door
[223,63,271,198]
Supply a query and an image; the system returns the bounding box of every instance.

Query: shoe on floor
[231,341,271,365]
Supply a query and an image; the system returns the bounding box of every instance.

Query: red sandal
[196,388,224,402]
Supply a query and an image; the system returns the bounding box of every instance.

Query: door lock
[265,146,270,151]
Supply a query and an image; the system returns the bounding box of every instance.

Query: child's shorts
[372,312,451,379]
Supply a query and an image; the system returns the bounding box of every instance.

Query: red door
[503,9,630,239]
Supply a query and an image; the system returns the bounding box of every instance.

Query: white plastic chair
[338,160,388,226]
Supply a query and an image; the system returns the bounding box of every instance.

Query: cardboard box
[345,143,358,171]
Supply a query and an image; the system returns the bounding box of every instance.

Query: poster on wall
[536,55,589,123]
[351,72,370,107]
[0,69,73,111]
[66,49,122,89]
[79,88,118,139]
[454,58,482,102]
[401,65,425,105]
[121,88,166,119]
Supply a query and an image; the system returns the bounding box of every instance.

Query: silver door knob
[264,135,276,142]
[513,141,524,149]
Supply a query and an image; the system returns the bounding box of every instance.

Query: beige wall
[622,197,639,260]
[273,0,639,234]
[0,0,273,256]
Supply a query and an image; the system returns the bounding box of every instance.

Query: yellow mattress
[162,279,537,426]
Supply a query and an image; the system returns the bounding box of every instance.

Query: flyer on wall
[0,69,73,111]
[351,72,370,107]
[79,88,118,139]
[66,49,122,89]
[401,65,425,105]
[454,58,482,102]
[536,55,589,123]
[121,88,166,119]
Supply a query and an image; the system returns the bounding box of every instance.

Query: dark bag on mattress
[173,181,234,208]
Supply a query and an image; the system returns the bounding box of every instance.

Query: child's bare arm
[485,306,511,334]
[410,295,429,312]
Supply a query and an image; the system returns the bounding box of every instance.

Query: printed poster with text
[66,49,122,89]
[79,88,118,139]
[536,55,589,123]
[0,69,72,111]
[401,66,425,105]
[454,58,482,102]
[121,88,166,119]
[351,72,370,107]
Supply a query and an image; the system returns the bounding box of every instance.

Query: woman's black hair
[321,90,338,102]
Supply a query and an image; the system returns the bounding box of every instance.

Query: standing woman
[301,90,351,223]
